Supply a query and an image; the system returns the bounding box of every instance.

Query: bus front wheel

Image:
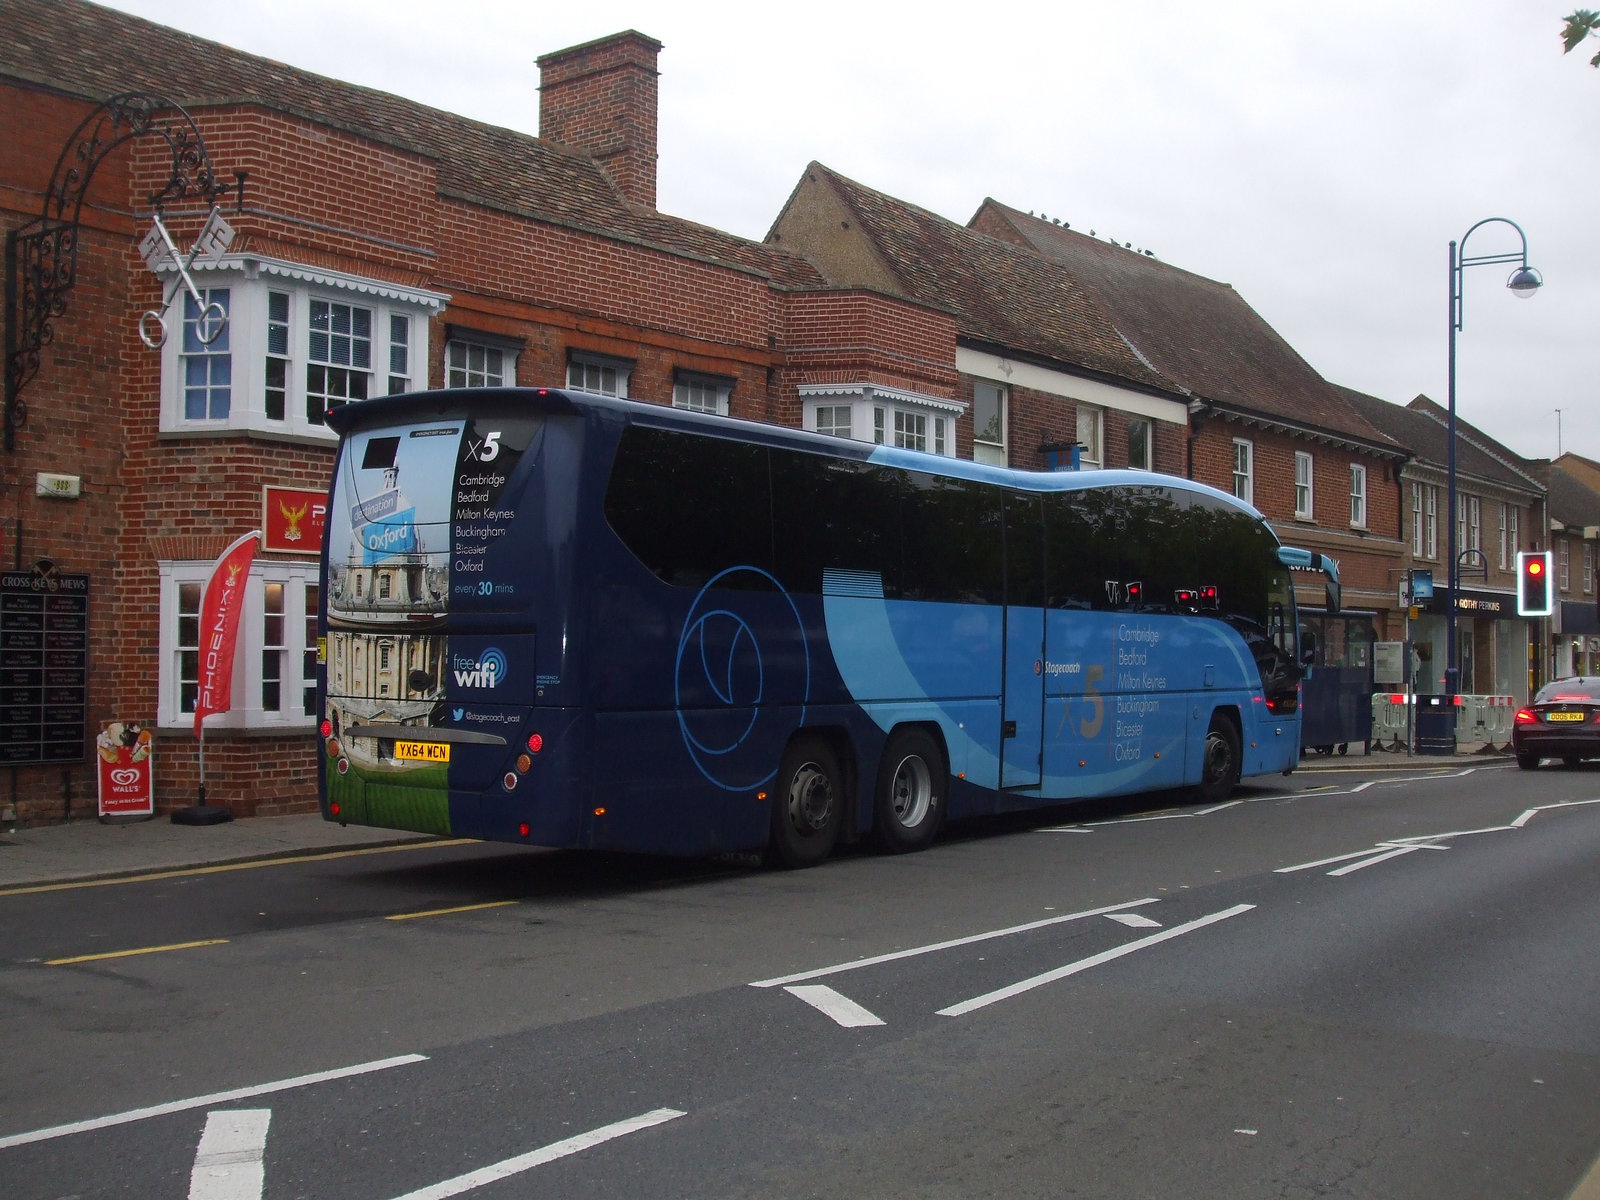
[873,727,946,854]
[768,735,843,869]
[1194,714,1241,804]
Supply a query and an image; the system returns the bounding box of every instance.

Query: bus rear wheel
[873,727,946,854]
[1193,713,1241,804]
[768,735,843,869]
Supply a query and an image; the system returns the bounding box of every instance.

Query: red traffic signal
[1517,550,1553,616]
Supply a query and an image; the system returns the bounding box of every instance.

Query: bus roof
[329,386,1266,522]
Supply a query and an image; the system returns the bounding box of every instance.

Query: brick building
[0,0,948,824]
[772,181,1408,639]
[1340,388,1545,700]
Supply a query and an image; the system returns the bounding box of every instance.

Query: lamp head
[1507,266,1543,298]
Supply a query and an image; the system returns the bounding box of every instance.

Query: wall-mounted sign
[0,570,88,764]
[262,486,327,553]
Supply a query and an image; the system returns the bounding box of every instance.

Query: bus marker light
[519,823,530,837]
[503,772,518,790]
[517,754,532,772]
[594,807,607,816]
[527,733,544,753]
[757,792,767,801]
[330,802,340,816]
[957,772,965,779]
[1079,760,1086,767]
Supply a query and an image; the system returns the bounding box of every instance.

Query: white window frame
[1349,464,1367,529]
[158,259,443,442]
[1294,451,1314,519]
[814,405,851,439]
[1498,503,1510,570]
[1586,543,1595,595]
[673,373,732,416]
[1412,483,1424,556]
[1425,486,1438,560]
[1560,538,1571,591]
[566,351,632,397]
[1232,438,1253,506]
[1467,496,1481,551]
[1508,505,1518,565]
[1126,415,1152,472]
[446,339,513,389]
[972,380,1007,467]
[1076,405,1104,471]
[157,558,321,731]
[799,384,962,459]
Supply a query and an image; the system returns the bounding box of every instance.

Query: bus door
[1001,494,1046,789]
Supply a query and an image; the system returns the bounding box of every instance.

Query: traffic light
[1517,550,1553,617]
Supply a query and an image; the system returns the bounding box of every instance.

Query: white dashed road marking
[188,1110,271,1200]
[383,1108,686,1200]
[937,904,1255,1017]
[783,984,887,1027]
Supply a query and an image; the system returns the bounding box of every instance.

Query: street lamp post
[1444,218,1541,735]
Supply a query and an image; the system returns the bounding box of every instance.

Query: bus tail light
[320,719,332,738]
[519,823,530,837]
[1514,708,1537,724]
[503,772,518,791]
[336,758,349,775]
[330,801,340,817]
[527,732,544,754]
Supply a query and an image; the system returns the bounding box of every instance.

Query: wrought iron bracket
[4,92,233,451]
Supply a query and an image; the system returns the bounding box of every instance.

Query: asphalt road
[3,759,1599,1199]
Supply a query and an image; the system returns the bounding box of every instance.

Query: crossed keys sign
[136,205,236,349]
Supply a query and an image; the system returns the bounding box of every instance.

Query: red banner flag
[194,530,260,735]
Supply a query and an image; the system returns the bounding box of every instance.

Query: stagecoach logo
[453,647,507,689]
[674,566,810,791]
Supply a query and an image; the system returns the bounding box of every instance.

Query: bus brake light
[527,733,544,753]
[320,719,332,738]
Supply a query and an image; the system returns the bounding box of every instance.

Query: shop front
[1555,600,1600,679]
[1414,586,1534,703]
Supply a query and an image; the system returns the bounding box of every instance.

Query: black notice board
[0,571,89,764]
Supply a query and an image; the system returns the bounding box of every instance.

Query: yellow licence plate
[395,740,450,762]
[1546,712,1586,722]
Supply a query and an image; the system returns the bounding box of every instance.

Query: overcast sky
[102,0,1599,464]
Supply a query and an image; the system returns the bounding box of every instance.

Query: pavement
[0,739,1509,892]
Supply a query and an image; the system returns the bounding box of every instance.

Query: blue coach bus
[318,388,1338,867]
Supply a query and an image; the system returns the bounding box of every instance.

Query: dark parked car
[1513,677,1600,769]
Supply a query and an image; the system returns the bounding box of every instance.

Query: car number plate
[1546,711,1586,722]
[395,740,450,761]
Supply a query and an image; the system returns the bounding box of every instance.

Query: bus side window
[604,425,773,589]
[900,471,1003,605]
[771,450,900,597]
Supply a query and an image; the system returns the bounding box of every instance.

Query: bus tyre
[873,727,946,854]
[1194,714,1241,805]
[768,735,843,869]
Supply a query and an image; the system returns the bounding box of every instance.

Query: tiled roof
[1549,467,1600,529]
[790,165,1173,392]
[977,200,1400,449]
[0,0,826,289]
[1335,386,1536,492]
[1400,393,1547,491]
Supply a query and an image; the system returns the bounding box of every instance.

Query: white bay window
[799,382,963,459]
[159,257,446,440]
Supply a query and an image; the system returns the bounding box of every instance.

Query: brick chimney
[538,31,662,209]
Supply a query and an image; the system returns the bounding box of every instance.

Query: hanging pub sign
[0,569,89,764]
[96,721,154,818]
[262,486,328,553]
